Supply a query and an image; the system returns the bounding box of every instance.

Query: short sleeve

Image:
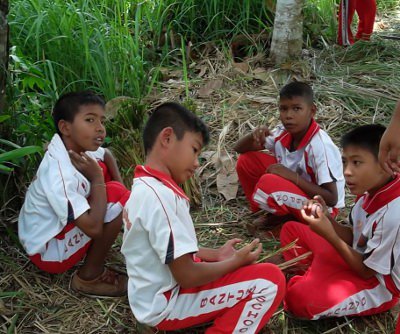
[363,211,400,275]
[142,190,198,264]
[307,138,343,186]
[264,125,285,152]
[44,164,90,224]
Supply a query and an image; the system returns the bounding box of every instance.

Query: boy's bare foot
[70,268,128,297]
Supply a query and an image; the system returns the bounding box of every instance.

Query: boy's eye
[293,107,301,111]
[354,161,362,166]
[86,118,94,123]
[193,147,198,153]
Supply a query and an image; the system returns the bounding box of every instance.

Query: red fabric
[98,160,112,182]
[253,174,309,221]
[281,222,399,319]
[106,180,131,206]
[338,0,376,46]
[156,263,285,333]
[236,152,277,212]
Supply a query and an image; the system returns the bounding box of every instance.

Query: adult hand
[378,101,400,175]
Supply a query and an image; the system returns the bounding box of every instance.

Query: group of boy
[18,83,400,333]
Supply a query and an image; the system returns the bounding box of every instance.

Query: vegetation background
[1,0,400,333]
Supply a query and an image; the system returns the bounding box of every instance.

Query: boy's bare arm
[233,126,269,153]
[169,239,262,288]
[301,205,376,279]
[69,151,107,239]
[104,148,123,183]
[197,239,242,262]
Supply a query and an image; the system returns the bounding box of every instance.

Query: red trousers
[281,222,399,319]
[236,152,309,221]
[338,0,377,46]
[156,264,285,333]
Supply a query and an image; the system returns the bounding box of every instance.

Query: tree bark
[269,0,304,65]
[0,0,9,113]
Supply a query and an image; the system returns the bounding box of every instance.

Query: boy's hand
[304,195,329,217]
[216,238,242,261]
[234,238,262,266]
[301,204,336,241]
[69,151,104,182]
[267,164,297,181]
[252,126,269,147]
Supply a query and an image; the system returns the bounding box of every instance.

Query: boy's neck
[290,120,312,151]
[144,155,172,179]
[367,175,394,197]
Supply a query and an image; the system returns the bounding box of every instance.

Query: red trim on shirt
[303,151,317,183]
[274,119,320,151]
[362,175,400,214]
[134,165,189,201]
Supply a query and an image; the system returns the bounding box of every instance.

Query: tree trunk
[0,0,9,113]
[269,0,304,64]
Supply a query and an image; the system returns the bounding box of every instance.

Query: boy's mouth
[95,137,104,144]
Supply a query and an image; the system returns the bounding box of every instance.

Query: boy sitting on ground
[121,102,285,333]
[234,81,345,229]
[18,91,130,297]
[281,124,400,319]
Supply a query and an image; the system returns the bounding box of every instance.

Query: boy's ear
[159,127,174,148]
[310,103,317,117]
[58,120,71,137]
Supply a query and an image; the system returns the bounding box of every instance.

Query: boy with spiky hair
[122,102,285,333]
[234,81,345,226]
[281,124,400,319]
[19,91,130,297]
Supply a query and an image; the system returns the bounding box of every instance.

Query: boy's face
[166,130,203,184]
[342,145,390,195]
[59,104,106,153]
[279,96,316,137]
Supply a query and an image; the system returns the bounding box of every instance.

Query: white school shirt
[351,175,400,292]
[18,134,105,256]
[264,119,345,208]
[121,165,199,326]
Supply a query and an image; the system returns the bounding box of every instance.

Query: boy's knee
[284,282,314,319]
[236,152,254,173]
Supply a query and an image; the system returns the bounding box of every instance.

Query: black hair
[279,81,314,105]
[52,91,105,134]
[341,124,387,159]
[143,102,209,154]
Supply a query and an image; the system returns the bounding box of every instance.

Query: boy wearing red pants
[281,124,400,320]
[19,91,130,297]
[338,0,377,46]
[234,82,345,225]
[122,102,285,333]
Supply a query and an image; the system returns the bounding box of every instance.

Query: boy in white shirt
[19,91,130,297]
[234,82,344,227]
[122,102,285,333]
[282,124,400,319]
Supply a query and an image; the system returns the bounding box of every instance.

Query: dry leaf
[233,61,250,74]
[198,79,223,97]
[216,153,238,201]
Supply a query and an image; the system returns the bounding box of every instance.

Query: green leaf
[0,115,11,123]
[0,146,42,163]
